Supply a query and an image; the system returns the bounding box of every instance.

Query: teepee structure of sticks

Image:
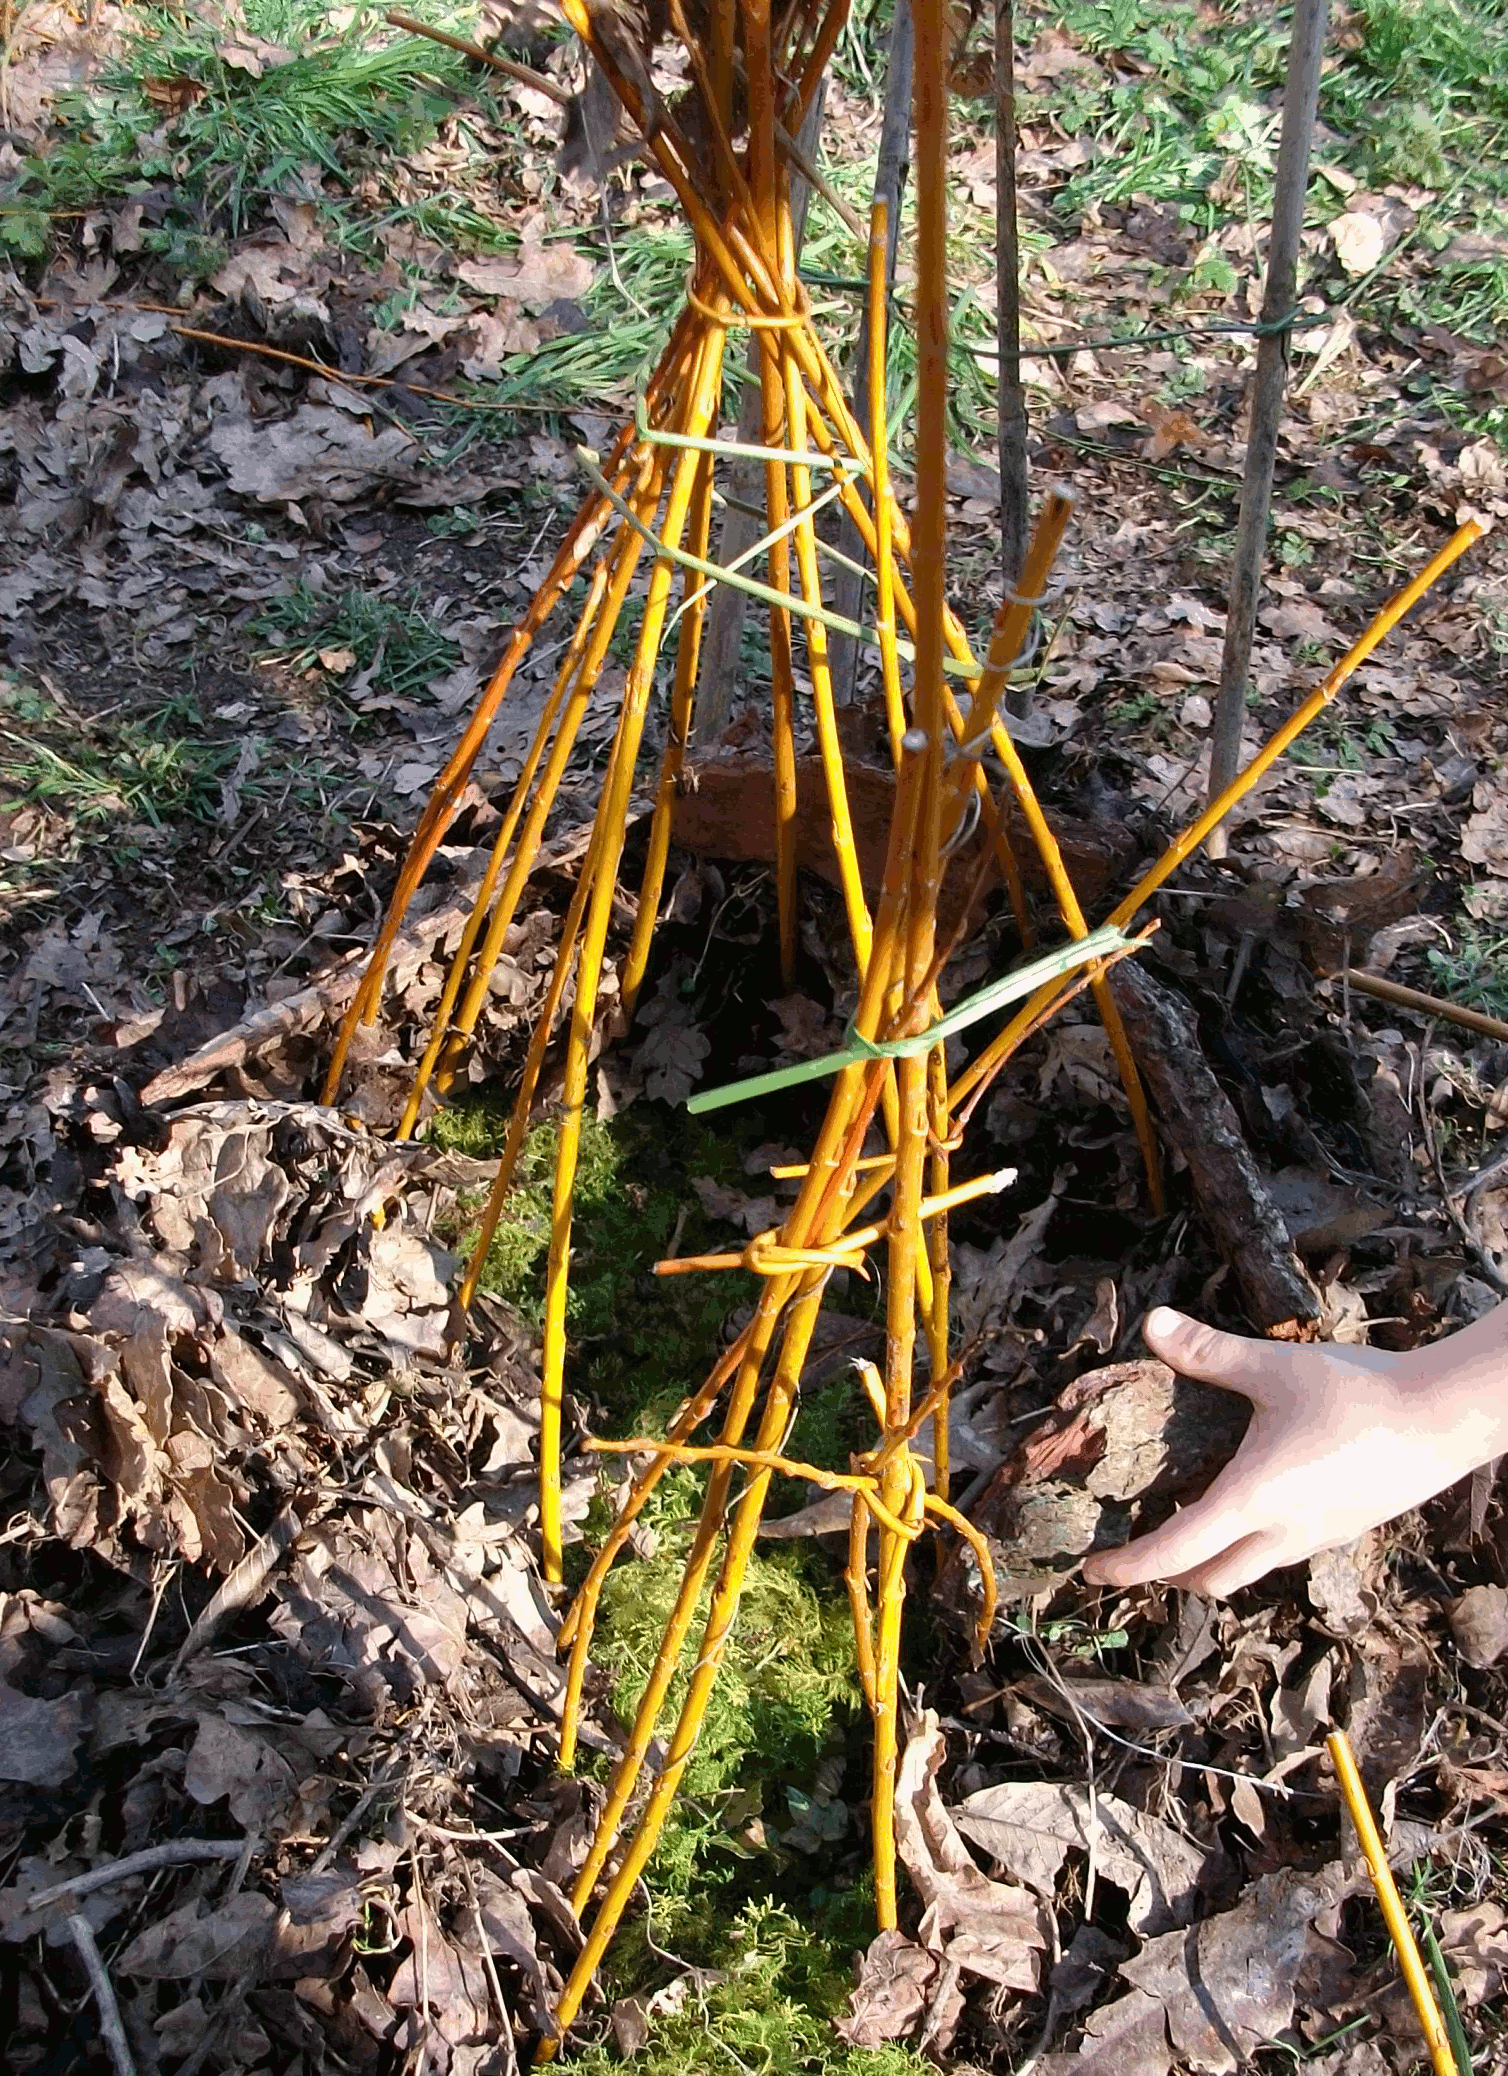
[324,0,1482,2048]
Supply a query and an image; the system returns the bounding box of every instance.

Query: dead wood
[1108,962,1322,1333]
[672,752,1137,929]
[139,881,482,1105]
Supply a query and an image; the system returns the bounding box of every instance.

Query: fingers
[1081,1468,1258,1589]
[1141,1306,1277,1405]
[1167,1526,1290,1599]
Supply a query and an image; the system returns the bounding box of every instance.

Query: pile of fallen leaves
[1,1069,606,2072]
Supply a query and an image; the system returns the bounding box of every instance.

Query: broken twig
[68,1915,137,2076]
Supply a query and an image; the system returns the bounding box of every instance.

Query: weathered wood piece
[1109,962,1321,1332]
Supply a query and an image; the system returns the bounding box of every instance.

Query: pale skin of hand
[1080,1302,1508,1599]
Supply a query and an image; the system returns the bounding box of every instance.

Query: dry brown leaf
[1119,1865,1346,2074]
[388,1898,491,2050]
[0,1679,88,1787]
[1042,1985,1172,2076]
[116,1893,277,1979]
[955,1779,1224,1933]
[895,1710,1046,2013]
[836,1929,939,2048]
[184,1713,296,1831]
[454,236,594,307]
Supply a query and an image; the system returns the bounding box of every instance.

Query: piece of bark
[967,1358,1250,1577]
[140,881,482,1106]
[1109,963,1321,1333]
[671,752,1137,930]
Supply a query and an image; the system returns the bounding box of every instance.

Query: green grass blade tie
[687,924,1136,1115]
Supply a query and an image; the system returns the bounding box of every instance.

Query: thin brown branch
[1337,967,1508,1047]
[384,9,575,105]
[67,1916,137,2076]
[21,1841,246,1915]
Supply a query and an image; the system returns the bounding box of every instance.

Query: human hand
[1080,1304,1508,1598]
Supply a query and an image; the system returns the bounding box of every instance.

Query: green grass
[252,583,461,702]
[28,3,475,230]
[1426,919,1508,1021]
[0,679,239,831]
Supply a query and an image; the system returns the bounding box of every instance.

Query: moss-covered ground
[431,1094,934,2071]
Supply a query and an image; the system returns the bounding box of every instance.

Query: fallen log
[671,752,1138,929]
[1108,962,1321,1334]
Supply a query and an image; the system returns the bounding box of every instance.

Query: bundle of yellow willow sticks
[323,0,1482,2049]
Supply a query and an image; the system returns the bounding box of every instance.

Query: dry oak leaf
[955,1780,1225,1934]
[117,1893,276,1979]
[0,1678,88,1787]
[1461,784,1508,876]
[184,1713,296,1832]
[895,1710,1047,1996]
[1040,1985,1172,2076]
[1119,1864,1346,2073]
[453,238,593,309]
[208,407,423,507]
[836,1928,939,2049]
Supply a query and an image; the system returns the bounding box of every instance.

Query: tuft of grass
[253,583,460,702]
[0,678,239,830]
[1426,919,1508,1022]
[19,2,479,242]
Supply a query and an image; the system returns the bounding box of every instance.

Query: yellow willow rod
[620,442,721,1017]
[566,1017,907,1844]
[555,754,926,1739]
[652,1165,1014,1275]
[939,488,1075,837]
[429,447,678,1103]
[554,0,782,333]
[868,0,952,1936]
[532,328,730,1582]
[552,1277,835,2050]
[1327,1731,1459,2076]
[847,1493,878,1708]
[555,1314,765,1766]
[395,558,614,1139]
[1109,520,1485,929]
[753,354,802,983]
[569,1111,881,1899]
[947,525,1486,1125]
[924,1042,952,1498]
[566,1279,834,1907]
[562,711,933,1875]
[563,736,930,1854]
[790,389,1035,937]
[582,1440,921,1543]
[868,200,906,763]
[983,675,1163,1211]
[785,340,873,966]
[321,316,700,1098]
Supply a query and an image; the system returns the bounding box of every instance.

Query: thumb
[1141,1307,1273,1403]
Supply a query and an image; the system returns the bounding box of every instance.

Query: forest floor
[4,3,1508,2073]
